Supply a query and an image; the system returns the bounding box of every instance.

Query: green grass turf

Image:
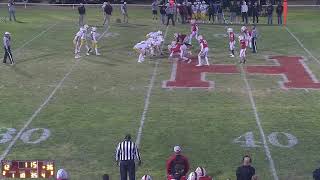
[0,4,320,180]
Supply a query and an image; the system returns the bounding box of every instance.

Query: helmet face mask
[195,167,206,177]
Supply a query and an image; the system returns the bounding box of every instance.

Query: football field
[0,4,320,180]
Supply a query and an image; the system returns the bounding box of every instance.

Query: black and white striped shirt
[115,140,141,161]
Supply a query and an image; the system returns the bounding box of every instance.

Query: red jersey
[171,44,182,53]
[200,39,208,49]
[166,154,190,176]
[229,32,235,42]
[240,39,246,49]
[191,24,198,32]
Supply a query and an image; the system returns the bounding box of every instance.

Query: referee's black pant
[3,47,14,64]
[120,160,135,180]
[252,37,257,53]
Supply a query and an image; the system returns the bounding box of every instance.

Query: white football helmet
[141,175,152,180]
[56,169,68,179]
[84,24,89,30]
[202,1,205,4]
[227,28,233,33]
[197,35,203,41]
[174,33,179,38]
[4,32,10,35]
[241,26,247,32]
[157,31,162,35]
[171,41,177,46]
[190,19,196,24]
[92,27,97,32]
[195,167,207,177]
[187,172,198,180]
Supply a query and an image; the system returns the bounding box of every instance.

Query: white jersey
[146,31,162,38]
[90,31,99,42]
[74,30,83,43]
[134,41,149,50]
[81,30,88,40]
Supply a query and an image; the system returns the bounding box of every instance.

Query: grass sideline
[0,5,320,180]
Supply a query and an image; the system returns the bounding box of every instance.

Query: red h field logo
[163,56,320,90]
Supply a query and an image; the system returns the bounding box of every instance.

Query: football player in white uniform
[133,41,150,63]
[73,27,84,59]
[89,27,101,56]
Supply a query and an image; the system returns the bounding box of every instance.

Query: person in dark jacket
[160,4,167,25]
[103,1,113,27]
[266,1,273,24]
[236,155,255,180]
[166,146,190,180]
[247,1,253,23]
[78,3,86,27]
[276,1,283,25]
[236,1,242,24]
[252,2,259,24]
[313,168,320,180]
[166,2,176,26]
[229,1,237,24]
[208,4,214,23]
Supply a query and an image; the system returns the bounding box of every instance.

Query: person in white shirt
[121,2,128,23]
[241,1,248,24]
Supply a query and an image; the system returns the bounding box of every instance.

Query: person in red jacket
[167,146,190,180]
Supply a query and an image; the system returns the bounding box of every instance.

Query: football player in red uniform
[189,19,199,45]
[196,35,209,66]
[174,33,190,44]
[227,28,235,58]
[239,33,247,64]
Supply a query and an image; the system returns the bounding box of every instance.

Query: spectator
[186,1,192,23]
[266,1,273,24]
[229,1,237,24]
[166,146,190,180]
[103,1,113,27]
[152,0,158,20]
[115,134,141,180]
[56,169,68,180]
[78,3,86,27]
[121,2,128,23]
[236,155,255,180]
[276,1,283,25]
[160,4,167,25]
[247,1,252,23]
[241,1,248,24]
[236,1,242,24]
[252,2,259,24]
[314,167,320,180]
[217,3,224,24]
[166,2,176,26]
[180,2,188,24]
[8,0,16,22]
[208,3,214,23]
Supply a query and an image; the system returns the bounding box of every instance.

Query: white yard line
[285,26,320,65]
[239,65,279,180]
[135,26,169,147]
[0,59,80,161]
[0,27,110,161]
[14,23,58,54]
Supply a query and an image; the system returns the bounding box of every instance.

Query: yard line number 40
[234,132,298,148]
[0,128,50,144]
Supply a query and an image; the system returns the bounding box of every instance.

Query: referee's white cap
[173,146,181,153]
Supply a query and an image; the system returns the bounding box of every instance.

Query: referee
[3,32,14,65]
[115,134,141,180]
